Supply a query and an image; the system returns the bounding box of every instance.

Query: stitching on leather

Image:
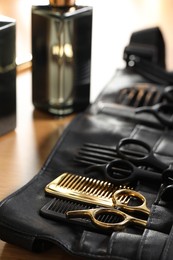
[108,232,135,260]
[153,136,173,159]
[129,125,140,138]
[161,226,173,260]
[79,230,87,251]
[153,135,164,153]
[147,204,157,229]
[152,131,173,156]
[129,125,162,146]
[137,229,149,260]
[79,231,131,260]
[108,232,117,255]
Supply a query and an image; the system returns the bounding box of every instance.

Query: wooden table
[0,69,83,259]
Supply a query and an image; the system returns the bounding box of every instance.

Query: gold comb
[45,173,131,208]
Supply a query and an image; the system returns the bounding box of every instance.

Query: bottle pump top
[49,0,75,6]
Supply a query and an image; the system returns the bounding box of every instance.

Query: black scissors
[66,189,149,231]
[85,158,162,185]
[160,85,173,103]
[117,137,173,201]
[117,138,168,172]
[155,165,173,203]
[135,103,173,128]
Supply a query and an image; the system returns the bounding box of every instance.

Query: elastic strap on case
[125,56,173,85]
[124,27,173,85]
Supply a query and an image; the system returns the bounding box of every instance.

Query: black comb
[40,197,122,233]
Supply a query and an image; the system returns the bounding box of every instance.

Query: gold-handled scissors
[66,189,150,231]
[112,189,150,215]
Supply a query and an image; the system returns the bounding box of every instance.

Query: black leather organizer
[1,27,173,260]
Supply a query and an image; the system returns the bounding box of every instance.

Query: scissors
[84,158,162,185]
[117,138,168,172]
[160,85,173,103]
[135,103,173,128]
[66,189,149,231]
[155,165,173,203]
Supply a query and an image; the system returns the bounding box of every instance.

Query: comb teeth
[45,173,130,208]
[40,197,123,230]
[48,197,94,214]
[58,173,116,197]
[116,84,161,107]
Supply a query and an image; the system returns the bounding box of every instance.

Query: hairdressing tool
[84,159,161,185]
[66,189,149,231]
[114,82,173,108]
[40,197,131,232]
[75,142,147,166]
[160,85,173,103]
[135,103,173,128]
[118,139,173,203]
[40,197,95,224]
[116,84,161,107]
[112,189,150,214]
[154,165,173,204]
[45,172,131,208]
[67,207,147,231]
[75,143,116,165]
[117,138,168,171]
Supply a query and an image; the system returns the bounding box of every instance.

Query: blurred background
[0,0,173,101]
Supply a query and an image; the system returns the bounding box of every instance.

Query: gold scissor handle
[112,189,150,215]
[66,207,147,230]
